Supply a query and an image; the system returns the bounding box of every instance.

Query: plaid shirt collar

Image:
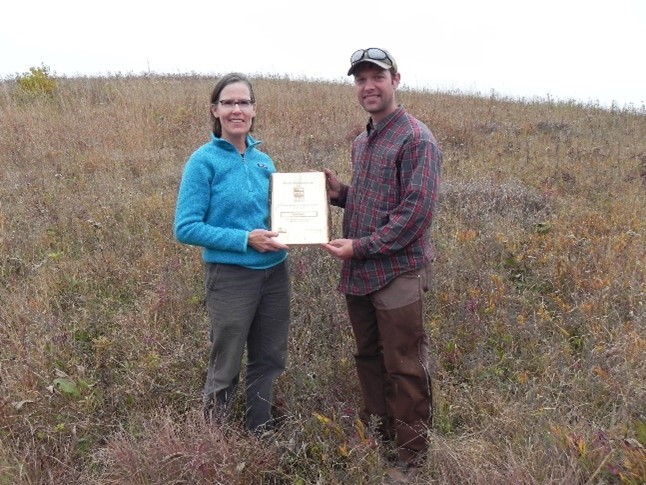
[365,105,404,136]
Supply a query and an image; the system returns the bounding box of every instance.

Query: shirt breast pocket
[375,162,400,204]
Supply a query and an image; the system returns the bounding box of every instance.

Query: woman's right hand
[248,229,289,252]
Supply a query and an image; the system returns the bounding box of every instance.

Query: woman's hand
[248,229,289,252]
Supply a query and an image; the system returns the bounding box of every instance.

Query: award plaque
[270,172,330,245]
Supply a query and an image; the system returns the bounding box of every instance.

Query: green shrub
[15,64,57,97]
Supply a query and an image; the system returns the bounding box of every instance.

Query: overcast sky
[2,0,644,108]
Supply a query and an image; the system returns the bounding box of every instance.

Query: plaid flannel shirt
[331,106,442,295]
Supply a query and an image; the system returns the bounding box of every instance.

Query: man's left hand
[321,239,355,260]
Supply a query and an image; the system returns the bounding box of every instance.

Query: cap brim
[347,59,392,76]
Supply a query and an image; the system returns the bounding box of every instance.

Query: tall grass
[1,74,644,484]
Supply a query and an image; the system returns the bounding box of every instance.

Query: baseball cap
[347,48,398,76]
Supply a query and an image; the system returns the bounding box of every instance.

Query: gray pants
[203,261,290,433]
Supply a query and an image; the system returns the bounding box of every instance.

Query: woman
[174,73,290,435]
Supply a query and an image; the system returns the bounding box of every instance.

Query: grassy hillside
[1,73,644,484]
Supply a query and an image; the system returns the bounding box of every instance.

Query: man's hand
[323,168,342,200]
[248,229,289,253]
[321,239,355,260]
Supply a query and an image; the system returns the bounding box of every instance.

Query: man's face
[353,64,400,122]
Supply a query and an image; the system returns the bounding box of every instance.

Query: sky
[2,0,645,109]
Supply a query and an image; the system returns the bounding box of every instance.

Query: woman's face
[211,81,256,143]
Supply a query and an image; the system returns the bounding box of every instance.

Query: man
[323,48,442,470]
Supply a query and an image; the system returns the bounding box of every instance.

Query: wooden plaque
[270,172,330,245]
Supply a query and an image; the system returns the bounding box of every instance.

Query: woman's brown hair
[209,73,256,138]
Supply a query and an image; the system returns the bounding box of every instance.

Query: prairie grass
[0,74,644,484]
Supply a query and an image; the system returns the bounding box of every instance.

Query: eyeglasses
[217,99,254,110]
[349,48,396,70]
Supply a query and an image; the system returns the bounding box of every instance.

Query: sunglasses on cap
[348,48,397,75]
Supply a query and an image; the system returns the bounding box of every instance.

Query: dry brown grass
[1,73,644,484]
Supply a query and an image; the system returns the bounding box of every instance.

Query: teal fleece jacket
[174,134,287,269]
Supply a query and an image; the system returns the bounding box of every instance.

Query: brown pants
[346,267,432,465]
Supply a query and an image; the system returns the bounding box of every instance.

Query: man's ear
[392,72,401,89]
